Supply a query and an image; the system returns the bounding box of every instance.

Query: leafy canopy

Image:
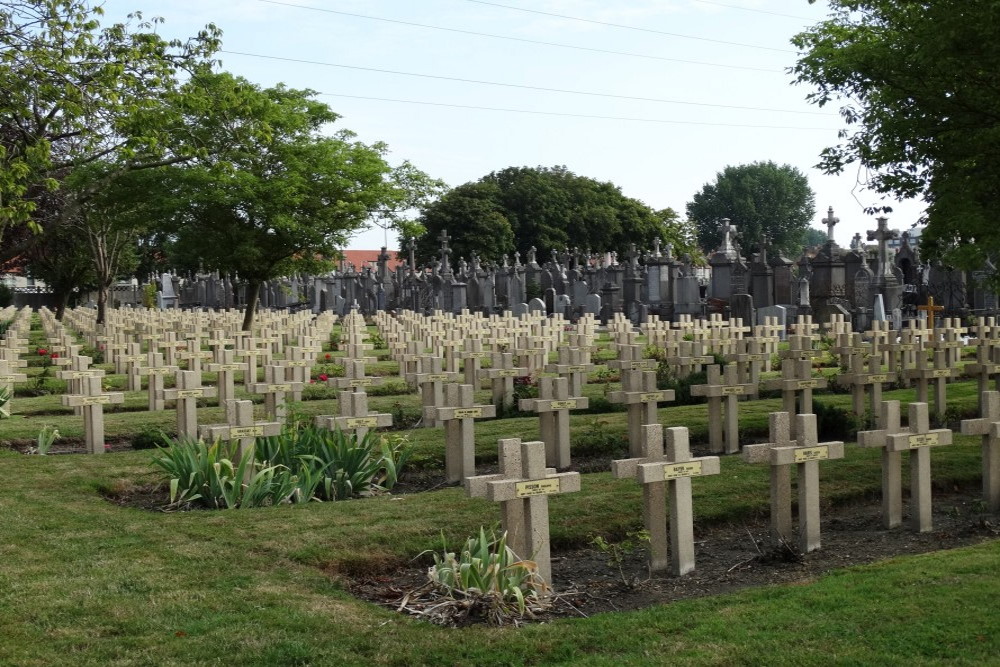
[791,0,1000,272]
[414,166,698,265]
[687,161,816,258]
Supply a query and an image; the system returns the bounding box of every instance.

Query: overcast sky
[97,0,925,252]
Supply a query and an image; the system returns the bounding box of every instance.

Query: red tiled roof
[340,250,404,271]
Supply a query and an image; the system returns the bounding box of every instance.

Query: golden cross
[917,296,945,330]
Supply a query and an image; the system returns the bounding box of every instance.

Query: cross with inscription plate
[838,352,891,418]
[960,391,1000,513]
[857,400,906,528]
[691,364,757,454]
[61,375,125,455]
[612,424,720,575]
[725,337,770,386]
[330,358,384,391]
[965,324,1000,410]
[430,383,497,483]
[743,412,796,544]
[122,342,144,392]
[916,296,945,331]
[139,351,178,411]
[161,370,217,439]
[200,400,282,480]
[609,369,675,457]
[408,356,460,428]
[519,376,588,469]
[459,338,490,388]
[465,438,580,587]
[250,364,303,421]
[830,332,868,370]
[545,346,594,398]
[315,390,393,440]
[480,352,527,410]
[56,356,103,416]
[156,331,187,368]
[206,349,243,406]
[281,347,313,401]
[770,413,844,552]
[235,340,267,389]
[905,348,956,419]
[762,359,827,439]
[887,327,920,385]
[886,402,954,533]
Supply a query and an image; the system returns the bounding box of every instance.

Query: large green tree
[157,74,438,330]
[414,166,697,265]
[790,0,1000,273]
[0,0,221,247]
[687,161,816,258]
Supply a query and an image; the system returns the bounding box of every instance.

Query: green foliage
[415,166,698,264]
[426,527,548,623]
[0,285,12,308]
[791,1,1000,279]
[151,438,299,509]
[131,426,167,451]
[802,226,829,251]
[591,530,650,588]
[687,161,816,258]
[0,386,10,418]
[254,426,411,501]
[141,283,157,309]
[30,425,60,455]
[812,400,861,441]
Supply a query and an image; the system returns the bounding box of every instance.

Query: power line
[220,49,831,116]
[255,0,782,74]
[460,0,796,53]
[314,91,838,131]
[690,0,813,21]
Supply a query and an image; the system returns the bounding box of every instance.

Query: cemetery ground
[1,324,1000,664]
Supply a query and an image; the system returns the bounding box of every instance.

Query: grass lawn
[1,323,998,664]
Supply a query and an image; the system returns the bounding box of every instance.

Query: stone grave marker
[409,356,460,428]
[0,359,28,417]
[430,383,497,483]
[691,364,757,454]
[250,364,302,421]
[519,375,588,469]
[206,349,243,406]
[905,348,956,419]
[466,438,581,587]
[885,402,954,533]
[838,352,891,418]
[315,390,393,440]
[762,359,827,439]
[138,351,178,411]
[61,375,125,454]
[612,424,720,575]
[857,400,906,528]
[960,391,1000,512]
[200,399,282,481]
[743,411,796,544]
[544,346,594,398]
[161,370,217,439]
[609,369,675,457]
[480,352,527,410]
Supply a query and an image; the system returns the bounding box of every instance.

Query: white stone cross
[466,438,580,587]
[519,376,589,468]
[315,390,393,440]
[250,364,303,421]
[480,352,527,410]
[691,364,757,454]
[609,369,675,457]
[885,402,954,533]
[200,400,282,480]
[960,391,1000,513]
[61,375,125,454]
[430,383,497,483]
[857,400,906,528]
[612,424,720,575]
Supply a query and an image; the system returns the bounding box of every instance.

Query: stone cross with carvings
[960,390,1000,513]
[857,400,906,528]
[822,205,839,242]
[466,438,580,588]
[885,402,954,533]
[609,369,675,457]
[161,370,217,439]
[612,424,720,575]
[519,375,588,469]
[867,216,899,278]
[61,375,125,455]
[430,383,497,483]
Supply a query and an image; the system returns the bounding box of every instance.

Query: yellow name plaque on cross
[79,395,111,406]
[345,416,379,428]
[722,386,745,396]
[176,389,204,398]
[266,384,291,392]
[550,400,578,410]
[425,374,451,381]
[867,374,889,383]
[662,461,703,480]
[931,369,952,378]
[495,370,520,377]
[229,426,264,438]
[639,392,665,402]
[514,478,561,498]
[454,407,484,419]
[908,433,940,448]
[348,378,374,387]
[796,380,820,389]
[794,446,829,463]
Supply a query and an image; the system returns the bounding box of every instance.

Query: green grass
[1,322,998,663]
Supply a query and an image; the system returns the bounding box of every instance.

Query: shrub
[425,527,549,625]
[132,426,168,450]
[812,400,861,441]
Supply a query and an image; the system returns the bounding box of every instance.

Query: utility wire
[690,0,813,21]
[220,49,831,116]
[460,0,796,53]
[314,91,838,131]
[255,0,783,74]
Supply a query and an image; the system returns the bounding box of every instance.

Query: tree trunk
[242,280,261,331]
[54,289,70,321]
[97,283,109,325]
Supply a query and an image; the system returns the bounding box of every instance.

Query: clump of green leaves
[419,527,549,626]
[28,425,60,455]
[0,386,11,418]
[591,530,650,589]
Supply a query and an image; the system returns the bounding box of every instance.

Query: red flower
[37,348,47,356]
[99,344,105,351]
[50,352,59,359]
[324,353,331,360]
[104,443,111,451]
[318,373,329,382]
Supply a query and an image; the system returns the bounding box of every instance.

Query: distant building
[338,249,403,271]
[887,227,921,252]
